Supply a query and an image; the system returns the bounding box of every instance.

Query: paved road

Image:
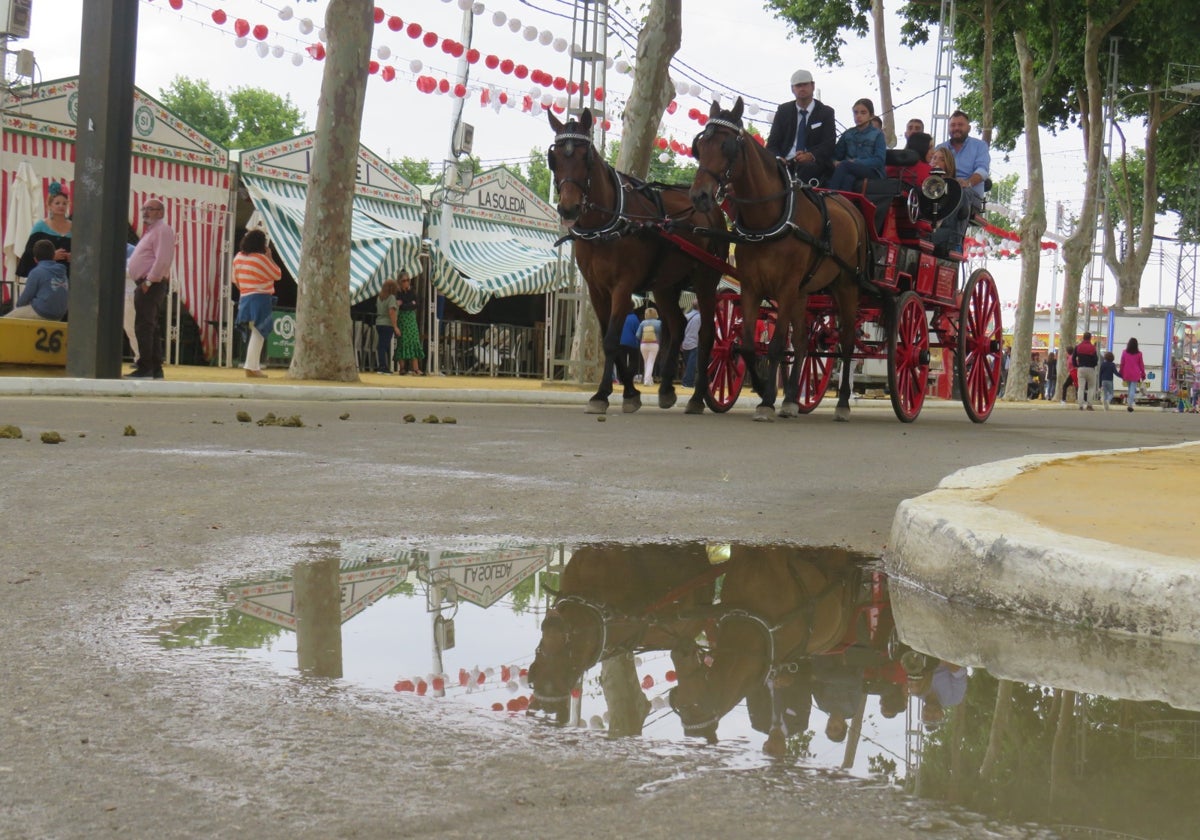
[2,392,1196,838]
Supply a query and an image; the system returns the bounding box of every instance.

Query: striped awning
[243,175,424,304]
[426,214,568,314]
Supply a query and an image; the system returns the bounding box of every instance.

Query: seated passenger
[886,132,933,187]
[926,146,966,255]
[827,98,886,193]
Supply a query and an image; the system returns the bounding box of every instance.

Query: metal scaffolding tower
[1175,132,1200,316]
[568,0,610,147]
[1086,38,1121,332]
[929,0,957,145]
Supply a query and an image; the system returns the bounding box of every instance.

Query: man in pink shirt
[125,199,175,379]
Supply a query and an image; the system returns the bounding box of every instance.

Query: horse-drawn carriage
[549,102,1003,424]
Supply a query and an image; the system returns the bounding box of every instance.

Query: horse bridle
[549,131,627,239]
[529,595,611,706]
[691,117,744,204]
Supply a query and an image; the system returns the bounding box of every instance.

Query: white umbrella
[3,161,41,282]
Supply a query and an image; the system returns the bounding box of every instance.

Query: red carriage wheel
[704,292,746,413]
[888,291,930,423]
[793,312,836,413]
[957,268,1003,423]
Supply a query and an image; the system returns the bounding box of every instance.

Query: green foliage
[394,157,438,185]
[159,75,306,149]
[523,148,552,201]
[785,729,815,759]
[158,605,286,650]
[763,0,873,67]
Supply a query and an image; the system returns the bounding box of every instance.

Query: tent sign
[427,547,551,608]
[227,562,409,630]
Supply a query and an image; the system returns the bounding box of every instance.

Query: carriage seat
[885,149,919,168]
[859,178,903,236]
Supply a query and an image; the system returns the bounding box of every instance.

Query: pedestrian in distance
[1098,351,1117,410]
[125,198,175,380]
[394,272,425,375]
[232,229,281,379]
[680,302,701,388]
[3,238,67,320]
[1118,337,1146,412]
[638,306,662,386]
[374,279,400,374]
[1073,332,1100,411]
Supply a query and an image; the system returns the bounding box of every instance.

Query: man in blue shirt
[680,303,701,387]
[938,110,990,221]
[4,239,68,320]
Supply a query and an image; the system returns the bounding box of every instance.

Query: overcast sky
[18,0,1168,307]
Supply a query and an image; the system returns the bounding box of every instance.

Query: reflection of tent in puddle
[422,546,554,609]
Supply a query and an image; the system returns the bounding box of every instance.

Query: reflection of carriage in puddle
[528,544,919,756]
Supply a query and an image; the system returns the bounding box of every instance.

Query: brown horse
[689,98,870,422]
[548,109,729,414]
[527,544,718,724]
[667,546,863,754]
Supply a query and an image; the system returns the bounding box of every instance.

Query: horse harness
[693,117,865,291]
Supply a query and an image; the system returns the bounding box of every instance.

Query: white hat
[790,69,813,85]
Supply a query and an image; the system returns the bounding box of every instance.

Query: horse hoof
[834,406,851,422]
[684,399,706,415]
[763,731,786,758]
[753,407,776,422]
[586,400,609,415]
[622,397,642,414]
[778,402,799,419]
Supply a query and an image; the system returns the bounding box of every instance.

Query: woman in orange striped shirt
[233,229,281,378]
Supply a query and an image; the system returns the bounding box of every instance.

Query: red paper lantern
[688,108,700,120]
[458,668,469,686]
[594,87,605,101]
[601,119,611,130]
[522,96,533,112]
[570,688,582,698]
[387,16,403,32]
[519,668,528,677]
[506,698,521,712]
[752,134,765,146]
[500,59,514,74]
[485,54,500,69]
[368,60,379,74]
[169,0,182,9]
[641,675,655,689]
[233,18,249,38]
[567,81,579,95]
[516,696,530,711]
[306,43,326,61]
[381,65,395,82]
[667,101,677,114]
[423,32,438,48]
[394,679,415,692]
[498,91,508,104]
[476,670,486,684]
[697,114,708,125]
[373,7,384,24]
[406,22,422,38]
[437,78,450,93]
[479,88,490,105]
[466,48,480,64]
[491,703,504,712]
[416,680,428,696]
[500,665,511,682]
[551,103,564,114]
[252,24,268,41]
[580,81,590,95]
[552,76,566,91]
[450,42,464,58]
[441,37,454,54]
[655,137,668,150]
[454,83,466,98]
[514,64,528,79]
[210,10,227,25]
[665,670,677,682]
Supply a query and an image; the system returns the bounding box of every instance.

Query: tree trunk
[615,0,681,178]
[979,0,996,144]
[1106,97,1166,308]
[1054,2,1140,398]
[1006,26,1055,401]
[600,654,650,737]
[870,0,896,147]
[1048,689,1076,805]
[288,0,373,381]
[979,678,1014,780]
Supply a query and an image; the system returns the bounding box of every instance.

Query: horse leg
[739,293,774,422]
[762,678,788,758]
[833,283,859,422]
[618,345,643,413]
[587,289,619,414]
[656,286,684,410]
[778,296,809,419]
[685,281,718,414]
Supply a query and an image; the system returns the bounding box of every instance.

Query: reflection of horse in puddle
[527,544,717,724]
[669,546,866,754]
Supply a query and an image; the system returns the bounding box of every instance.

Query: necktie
[793,109,808,155]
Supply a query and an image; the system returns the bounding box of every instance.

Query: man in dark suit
[765,69,837,185]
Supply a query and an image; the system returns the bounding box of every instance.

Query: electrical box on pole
[1,0,32,39]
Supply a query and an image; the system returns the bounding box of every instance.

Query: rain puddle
[157,541,1200,839]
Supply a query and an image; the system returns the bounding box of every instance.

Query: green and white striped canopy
[426,214,567,314]
[243,175,424,304]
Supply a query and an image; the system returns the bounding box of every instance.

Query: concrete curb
[885,441,1200,644]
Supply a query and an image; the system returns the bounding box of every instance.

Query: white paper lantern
[538,30,553,45]
[291,53,303,67]
[298,18,313,35]
[604,56,614,69]
[492,10,506,26]
[410,59,423,73]
[508,18,521,32]
[688,83,701,98]
[675,80,688,95]
[552,37,567,52]
[255,42,269,58]
[234,36,247,48]
[271,45,284,58]
[658,152,670,163]
[523,25,537,41]
[529,85,542,98]
[473,2,485,14]
[614,59,629,74]
[747,103,760,116]
[317,28,327,42]
[555,95,567,109]
[277,7,293,21]
[377,45,391,60]
[540,93,553,106]
[457,0,471,10]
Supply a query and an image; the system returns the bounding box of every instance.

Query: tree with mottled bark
[288,0,374,381]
